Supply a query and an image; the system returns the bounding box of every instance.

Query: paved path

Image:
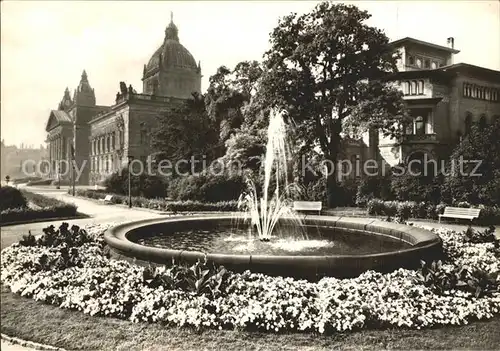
[0,340,34,351]
[1,186,162,249]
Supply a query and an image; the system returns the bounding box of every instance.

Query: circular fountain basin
[104,214,442,279]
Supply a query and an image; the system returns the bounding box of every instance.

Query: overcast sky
[1,1,499,147]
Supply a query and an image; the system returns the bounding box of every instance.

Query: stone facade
[45,16,201,185]
[342,37,500,177]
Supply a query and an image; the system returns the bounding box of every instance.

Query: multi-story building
[341,36,500,177]
[45,15,201,185]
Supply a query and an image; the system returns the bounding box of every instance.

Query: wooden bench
[439,207,481,223]
[293,201,322,215]
[99,195,114,204]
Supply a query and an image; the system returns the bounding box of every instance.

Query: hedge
[72,189,239,212]
[367,198,500,225]
[0,189,78,225]
[1,205,78,225]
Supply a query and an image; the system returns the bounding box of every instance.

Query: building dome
[144,14,199,78]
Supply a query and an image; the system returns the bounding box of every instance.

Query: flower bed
[72,188,238,212]
[367,199,500,225]
[0,190,78,225]
[1,222,499,334]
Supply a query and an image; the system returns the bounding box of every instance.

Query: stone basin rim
[104,213,442,261]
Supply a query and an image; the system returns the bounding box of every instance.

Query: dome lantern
[165,11,179,42]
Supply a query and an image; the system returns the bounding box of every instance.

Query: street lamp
[127,155,134,208]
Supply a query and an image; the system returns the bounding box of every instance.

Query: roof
[390,37,460,54]
[383,63,500,83]
[45,110,72,132]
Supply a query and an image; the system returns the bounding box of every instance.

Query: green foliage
[390,164,443,203]
[168,173,246,202]
[442,118,500,206]
[356,175,393,206]
[103,168,168,199]
[143,259,231,298]
[418,260,499,298]
[1,205,78,225]
[260,2,408,206]
[0,186,27,211]
[73,188,239,212]
[367,198,500,225]
[151,93,222,171]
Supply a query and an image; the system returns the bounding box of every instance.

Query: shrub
[356,175,393,206]
[104,168,168,199]
[1,205,78,224]
[366,198,500,225]
[0,186,27,211]
[169,173,246,202]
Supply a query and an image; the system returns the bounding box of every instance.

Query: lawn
[2,285,499,350]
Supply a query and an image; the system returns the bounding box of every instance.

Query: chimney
[446,37,455,49]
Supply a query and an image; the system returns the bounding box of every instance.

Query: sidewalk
[1,187,162,249]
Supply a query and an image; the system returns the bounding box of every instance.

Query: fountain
[105,111,442,279]
[237,109,303,242]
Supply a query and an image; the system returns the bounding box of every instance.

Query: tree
[151,93,221,175]
[205,61,264,142]
[442,118,500,206]
[260,2,408,207]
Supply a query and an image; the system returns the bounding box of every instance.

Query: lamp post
[127,155,133,208]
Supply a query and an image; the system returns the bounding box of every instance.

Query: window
[411,81,417,95]
[416,58,422,68]
[424,59,430,69]
[408,56,415,66]
[403,81,410,95]
[431,61,437,69]
[415,116,425,135]
[418,80,425,95]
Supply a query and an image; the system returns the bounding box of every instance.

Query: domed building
[142,14,201,99]
[45,14,202,185]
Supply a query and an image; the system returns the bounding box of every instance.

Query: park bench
[293,201,322,215]
[99,195,114,204]
[438,207,481,223]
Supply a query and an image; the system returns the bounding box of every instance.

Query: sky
[1,0,499,147]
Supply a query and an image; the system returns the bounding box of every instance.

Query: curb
[1,333,66,351]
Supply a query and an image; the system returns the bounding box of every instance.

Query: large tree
[261,2,407,206]
[205,61,263,142]
[151,92,221,175]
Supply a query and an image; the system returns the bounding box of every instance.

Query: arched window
[416,58,422,68]
[418,80,425,95]
[431,61,437,69]
[424,59,430,69]
[465,112,472,135]
[415,116,425,135]
[485,88,490,100]
[408,56,415,66]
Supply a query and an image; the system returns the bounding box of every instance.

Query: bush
[1,205,78,224]
[73,188,238,212]
[104,168,168,199]
[366,198,500,225]
[0,186,27,211]
[356,175,393,206]
[169,173,246,202]
[390,165,442,203]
